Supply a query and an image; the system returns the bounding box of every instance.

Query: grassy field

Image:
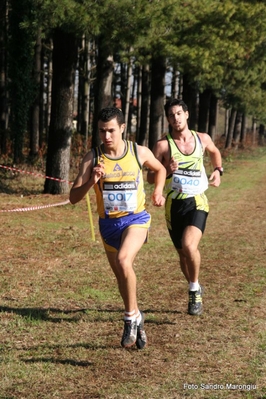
[0,146,266,398]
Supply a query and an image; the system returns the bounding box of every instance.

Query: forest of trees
[1,0,266,194]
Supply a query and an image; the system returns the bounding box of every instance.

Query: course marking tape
[0,164,72,184]
[0,164,95,241]
[0,200,70,213]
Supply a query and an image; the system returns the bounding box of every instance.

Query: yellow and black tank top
[93,140,145,219]
[165,131,209,200]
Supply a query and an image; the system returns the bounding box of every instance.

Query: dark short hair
[164,98,188,117]
[97,107,125,126]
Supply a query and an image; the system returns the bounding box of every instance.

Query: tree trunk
[252,118,257,145]
[9,0,35,163]
[39,41,45,148]
[125,55,133,139]
[29,30,42,158]
[208,93,218,139]
[148,56,165,150]
[240,113,247,145]
[44,29,78,194]
[224,108,229,136]
[258,124,265,146]
[171,66,180,98]
[136,65,142,143]
[79,36,91,145]
[128,61,137,138]
[0,0,8,154]
[198,89,211,132]
[233,111,242,149]
[182,74,198,131]
[92,36,114,148]
[225,108,237,149]
[119,62,127,114]
[138,64,150,146]
[44,38,53,140]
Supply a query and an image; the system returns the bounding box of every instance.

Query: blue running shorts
[99,210,151,252]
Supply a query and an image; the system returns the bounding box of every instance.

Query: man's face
[167,105,189,131]
[98,118,125,149]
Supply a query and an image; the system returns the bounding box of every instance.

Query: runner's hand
[92,162,105,184]
[169,156,178,173]
[209,171,221,187]
[152,192,165,207]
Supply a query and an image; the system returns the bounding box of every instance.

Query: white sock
[124,310,136,322]
[136,310,141,326]
[189,281,200,291]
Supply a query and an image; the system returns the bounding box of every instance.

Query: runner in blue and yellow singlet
[148,99,222,316]
[93,140,151,252]
[70,107,166,350]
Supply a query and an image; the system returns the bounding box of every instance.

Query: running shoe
[136,311,147,350]
[188,285,204,315]
[121,319,137,348]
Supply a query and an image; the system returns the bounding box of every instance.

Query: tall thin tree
[44,28,78,194]
[148,56,165,150]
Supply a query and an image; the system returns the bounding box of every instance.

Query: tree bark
[225,108,237,149]
[91,36,114,148]
[44,38,53,141]
[240,113,247,145]
[78,36,91,145]
[252,118,257,145]
[233,111,242,149]
[258,124,265,146]
[9,0,35,163]
[198,89,211,133]
[136,65,142,143]
[171,66,180,98]
[125,55,133,139]
[138,64,150,146]
[29,30,42,158]
[182,74,198,131]
[0,0,8,154]
[148,56,165,150]
[44,29,78,194]
[208,93,218,139]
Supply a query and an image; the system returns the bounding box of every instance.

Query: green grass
[0,146,266,398]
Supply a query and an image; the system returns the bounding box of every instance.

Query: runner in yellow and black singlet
[148,98,222,316]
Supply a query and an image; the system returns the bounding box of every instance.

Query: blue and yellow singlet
[93,140,146,219]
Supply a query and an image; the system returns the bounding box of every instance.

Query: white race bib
[103,181,137,211]
[172,169,208,195]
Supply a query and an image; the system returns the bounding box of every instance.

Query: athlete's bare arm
[147,138,171,184]
[136,144,166,206]
[198,132,222,187]
[69,151,105,204]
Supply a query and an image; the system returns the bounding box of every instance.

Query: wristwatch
[214,167,223,176]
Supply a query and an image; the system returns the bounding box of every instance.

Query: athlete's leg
[177,249,190,283]
[177,225,202,283]
[178,225,204,315]
[104,226,148,313]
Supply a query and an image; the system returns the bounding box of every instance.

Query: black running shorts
[166,196,208,249]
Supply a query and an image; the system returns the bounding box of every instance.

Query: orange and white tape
[0,164,72,213]
[0,200,70,213]
[0,164,95,240]
[0,164,72,184]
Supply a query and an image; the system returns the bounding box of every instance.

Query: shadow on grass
[0,306,181,324]
[0,305,89,323]
[22,357,92,367]
[18,340,127,354]
[0,177,43,195]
